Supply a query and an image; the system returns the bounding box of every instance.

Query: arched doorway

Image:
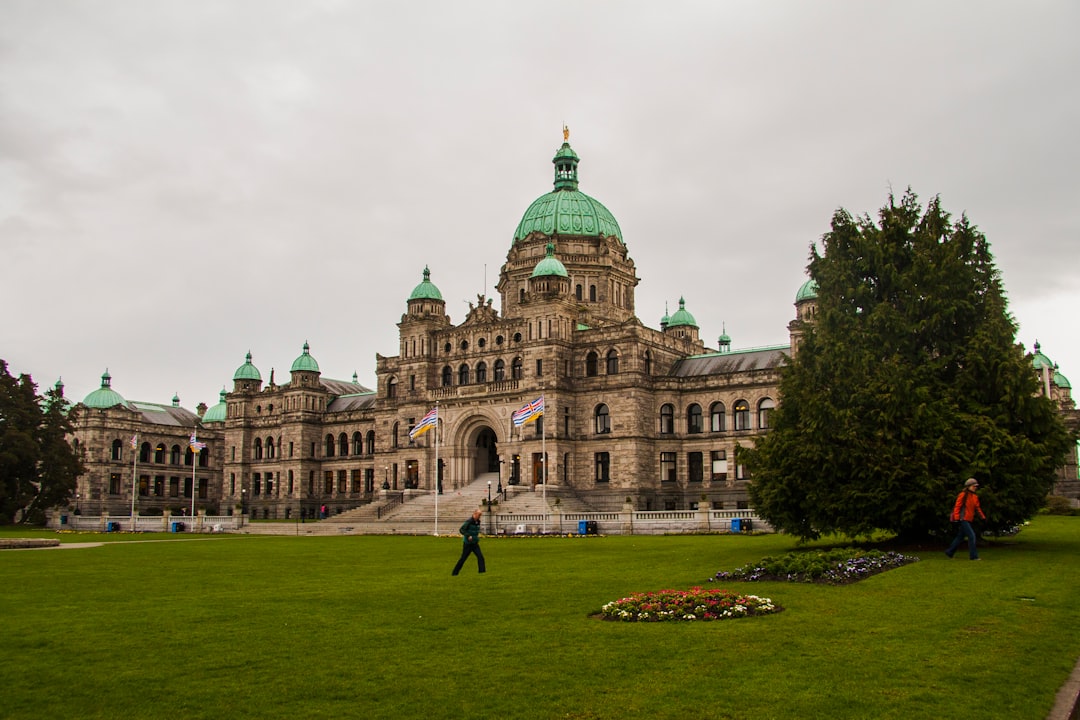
[475,427,499,476]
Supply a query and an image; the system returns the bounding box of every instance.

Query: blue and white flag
[409,407,438,439]
[512,396,544,426]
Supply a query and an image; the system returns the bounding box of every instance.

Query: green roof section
[202,388,227,423]
[513,135,622,243]
[1054,371,1071,390]
[409,266,443,301]
[796,279,818,302]
[1031,341,1053,371]
[233,351,262,382]
[83,370,127,409]
[531,242,569,278]
[290,341,320,373]
[667,297,698,328]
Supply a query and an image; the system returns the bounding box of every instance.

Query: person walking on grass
[452,509,486,575]
[946,478,987,560]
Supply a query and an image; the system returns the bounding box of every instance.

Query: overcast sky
[2,1,1077,409]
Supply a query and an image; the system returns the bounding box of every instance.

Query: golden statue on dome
[563,124,569,141]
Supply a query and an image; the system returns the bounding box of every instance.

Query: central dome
[513,139,622,243]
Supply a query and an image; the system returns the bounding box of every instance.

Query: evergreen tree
[0,361,84,525]
[744,190,1073,541]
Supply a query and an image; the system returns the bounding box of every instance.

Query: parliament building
[69,135,1079,520]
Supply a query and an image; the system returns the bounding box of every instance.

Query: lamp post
[241,488,246,516]
[75,492,80,515]
[383,465,389,490]
[487,480,493,534]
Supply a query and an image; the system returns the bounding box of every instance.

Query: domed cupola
[83,370,128,409]
[718,323,732,353]
[664,297,700,342]
[202,388,228,424]
[291,342,320,373]
[795,278,819,323]
[406,266,447,319]
[531,242,569,278]
[232,351,262,392]
[1031,341,1053,371]
[528,242,571,299]
[513,128,623,244]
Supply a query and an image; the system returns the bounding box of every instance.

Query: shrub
[1043,496,1075,516]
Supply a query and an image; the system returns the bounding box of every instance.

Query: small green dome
[513,139,622,243]
[531,243,569,278]
[667,297,697,328]
[233,352,262,382]
[409,266,443,301]
[83,370,127,409]
[1054,371,1071,390]
[1031,341,1053,371]
[291,342,320,373]
[796,279,818,302]
[202,388,228,423]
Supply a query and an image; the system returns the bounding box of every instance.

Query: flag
[409,407,438,439]
[512,396,544,426]
[189,430,207,453]
[130,434,138,450]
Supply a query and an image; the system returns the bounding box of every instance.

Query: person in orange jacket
[945,478,987,560]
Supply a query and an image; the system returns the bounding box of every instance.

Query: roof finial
[563,124,569,142]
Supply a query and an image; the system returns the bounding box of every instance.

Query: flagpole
[130,435,138,519]
[541,394,547,534]
[434,403,439,536]
[190,429,197,519]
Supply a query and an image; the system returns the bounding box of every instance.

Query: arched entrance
[475,427,499,476]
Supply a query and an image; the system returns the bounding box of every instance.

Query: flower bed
[709,548,919,585]
[600,587,780,622]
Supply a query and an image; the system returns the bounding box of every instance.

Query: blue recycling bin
[731,518,743,533]
[106,521,120,532]
[578,520,588,535]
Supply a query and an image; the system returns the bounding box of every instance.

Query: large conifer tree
[745,190,1072,540]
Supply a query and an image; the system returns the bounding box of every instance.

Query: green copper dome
[796,279,818,302]
[513,138,622,243]
[291,342,320,373]
[409,266,443,301]
[1054,371,1071,390]
[233,352,262,382]
[531,243,569,278]
[83,370,127,409]
[667,297,698,328]
[1031,341,1053,371]
[202,388,228,423]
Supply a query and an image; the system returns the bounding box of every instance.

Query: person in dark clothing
[452,509,486,575]
[946,478,987,560]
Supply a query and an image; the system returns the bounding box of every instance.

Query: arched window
[198,448,209,467]
[595,404,611,434]
[494,359,506,381]
[111,439,123,460]
[734,400,751,431]
[519,288,526,303]
[325,434,336,457]
[576,284,583,301]
[589,285,597,301]
[458,364,470,385]
[185,446,193,466]
[266,436,275,459]
[253,438,262,460]
[758,398,776,430]
[338,433,348,456]
[586,352,599,377]
[170,445,182,465]
[392,422,400,449]
[366,430,376,455]
[606,349,619,375]
[387,377,397,398]
[644,350,652,376]
[442,366,453,387]
[659,404,674,434]
[687,404,703,434]
[140,442,152,463]
[353,432,363,455]
[511,357,523,380]
[710,402,726,432]
[154,444,166,464]
[476,361,487,383]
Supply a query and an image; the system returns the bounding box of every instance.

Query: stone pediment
[463,294,500,325]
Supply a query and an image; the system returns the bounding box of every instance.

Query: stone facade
[68,138,1079,518]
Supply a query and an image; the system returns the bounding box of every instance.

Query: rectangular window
[289,442,294,458]
[324,471,333,495]
[338,470,347,493]
[169,477,180,497]
[661,452,676,482]
[109,473,122,495]
[198,478,208,499]
[153,476,164,497]
[595,452,610,483]
[711,450,728,482]
[536,359,543,377]
[351,469,361,493]
[184,478,192,498]
[688,452,703,482]
[253,473,261,496]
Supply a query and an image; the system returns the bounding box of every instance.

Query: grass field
[2,517,1079,720]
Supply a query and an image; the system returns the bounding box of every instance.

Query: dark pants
[946,520,979,559]
[452,542,486,575]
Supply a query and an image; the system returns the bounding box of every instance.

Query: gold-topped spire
[562,124,569,142]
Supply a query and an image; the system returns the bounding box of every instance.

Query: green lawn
[2,518,1078,719]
